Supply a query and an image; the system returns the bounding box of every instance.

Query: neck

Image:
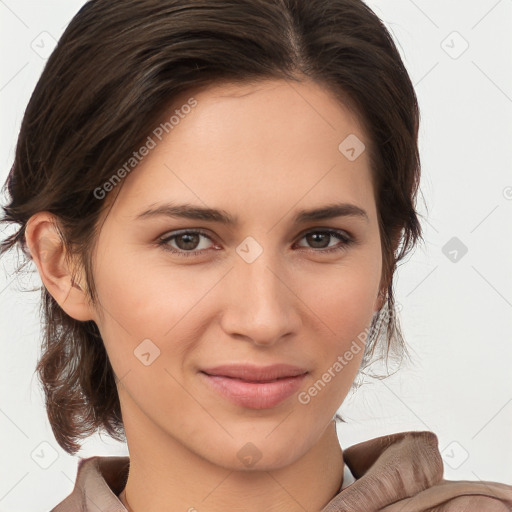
[118,409,345,512]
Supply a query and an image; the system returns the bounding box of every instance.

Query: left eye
[158,229,353,257]
[295,230,352,251]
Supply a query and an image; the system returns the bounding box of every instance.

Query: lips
[200,363,308,381]
[199,363,309,409]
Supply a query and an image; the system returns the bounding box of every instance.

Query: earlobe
[25,212,95,322]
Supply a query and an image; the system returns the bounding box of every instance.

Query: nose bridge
[241,252,280,303]
[221,236,296,344]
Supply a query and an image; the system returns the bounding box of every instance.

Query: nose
[219,250,301,347]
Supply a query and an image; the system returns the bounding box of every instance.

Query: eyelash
[157,228,355,258]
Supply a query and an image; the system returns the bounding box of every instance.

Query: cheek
[297,256,380,403]
[91,245,214,376]
[308,260,379,340]
[294,270,376,417]
[90,265,192,418]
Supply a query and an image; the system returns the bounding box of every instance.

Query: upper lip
[201,364,308,381]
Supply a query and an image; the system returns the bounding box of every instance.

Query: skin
[26,78,386,512]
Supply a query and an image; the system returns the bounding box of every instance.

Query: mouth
[200,363,308,381]
[199,365,308,410]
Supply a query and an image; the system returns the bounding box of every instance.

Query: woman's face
[90,79,383,470]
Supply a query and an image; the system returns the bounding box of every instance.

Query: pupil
[308,233,328,248]
[178,233,199,250]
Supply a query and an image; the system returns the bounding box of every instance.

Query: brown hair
[0,0,423,454]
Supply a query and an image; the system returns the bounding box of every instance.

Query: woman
[1,0,511,510]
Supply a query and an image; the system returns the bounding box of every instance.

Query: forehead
[107,78,376,222]
[170,78,367,145]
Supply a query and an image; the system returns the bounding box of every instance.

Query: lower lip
[200,372,307,409]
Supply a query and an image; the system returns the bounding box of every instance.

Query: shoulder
[323,430,512,512]
[50,456,129,512]
[380,478,512,511]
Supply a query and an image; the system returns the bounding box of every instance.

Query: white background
[1,1,511,510]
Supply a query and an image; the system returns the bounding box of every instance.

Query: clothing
[50,430,512,511]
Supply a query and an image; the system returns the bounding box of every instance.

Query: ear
[25,212,96,322]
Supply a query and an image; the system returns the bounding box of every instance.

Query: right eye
[158,229,218,257]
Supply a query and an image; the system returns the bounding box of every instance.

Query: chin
[200,429,311,472]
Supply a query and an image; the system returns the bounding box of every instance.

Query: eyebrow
[135,202,369,225]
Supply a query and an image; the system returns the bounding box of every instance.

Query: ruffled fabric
[322,431,512,511]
